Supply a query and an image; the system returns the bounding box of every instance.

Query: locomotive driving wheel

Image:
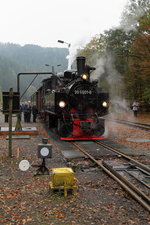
[59,120,72,137]
[93,118,105,136]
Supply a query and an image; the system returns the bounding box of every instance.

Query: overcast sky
[0,0,128,48]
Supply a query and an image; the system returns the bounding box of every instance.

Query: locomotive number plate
[74,90,92,95]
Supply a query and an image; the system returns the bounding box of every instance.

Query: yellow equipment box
[49,168,77,197]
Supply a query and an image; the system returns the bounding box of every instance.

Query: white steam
[67,36,92,69]
[92,54,132,116]
[92,54,123,96]
[91,57,106,80]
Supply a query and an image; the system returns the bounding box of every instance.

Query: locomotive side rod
[71,142,150,212]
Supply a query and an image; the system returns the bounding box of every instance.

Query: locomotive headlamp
[102,101,108,107]
[59,101,66,108]
[81,73,88,80]
[38,144,52,158]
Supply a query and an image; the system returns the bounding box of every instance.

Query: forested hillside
[0,43,68,100]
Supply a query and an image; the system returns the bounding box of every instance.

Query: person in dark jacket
[26,101,32,122]
[32,105,38,122]
[23,102,28,122]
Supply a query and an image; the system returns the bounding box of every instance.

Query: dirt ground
[105,113,150,152]
[0,113,150,225]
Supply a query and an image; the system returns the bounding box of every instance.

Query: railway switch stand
[33,143,52,176]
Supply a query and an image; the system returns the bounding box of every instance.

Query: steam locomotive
[31,56,109,140]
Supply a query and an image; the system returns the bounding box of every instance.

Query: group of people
[21,101,38,123]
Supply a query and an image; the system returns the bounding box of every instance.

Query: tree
[122,0,150,110]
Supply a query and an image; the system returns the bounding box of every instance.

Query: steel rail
[95,141,150,173]
[103,161,150,204]
[125,170,150,189]
[71,142,150,212]
[105,118,150,131]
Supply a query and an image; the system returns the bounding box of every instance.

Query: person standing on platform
[32,105,38,122]
[26,101,32,122]
[4,114,9,122]
[132,100,139,117]
[23,102,28,122]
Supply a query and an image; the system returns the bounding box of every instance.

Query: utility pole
[8,88,13,157]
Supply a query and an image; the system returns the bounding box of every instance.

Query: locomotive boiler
[32,56,109,140]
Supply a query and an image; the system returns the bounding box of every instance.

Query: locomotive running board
[61,136,105,141]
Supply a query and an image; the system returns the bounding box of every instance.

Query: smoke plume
[92,54,133,117]
[67,36,92,69]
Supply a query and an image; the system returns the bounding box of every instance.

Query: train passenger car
[32,56,109,140]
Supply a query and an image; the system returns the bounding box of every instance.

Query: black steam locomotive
[31,56,109,140]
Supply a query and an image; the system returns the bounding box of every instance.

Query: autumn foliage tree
[77,0,150,111]
[125,2,150,110]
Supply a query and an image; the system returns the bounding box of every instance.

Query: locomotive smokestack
[76,56,86,75]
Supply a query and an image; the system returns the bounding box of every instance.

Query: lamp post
[58,40,71,48]
[45,64,61,73]
[58,40,71,69]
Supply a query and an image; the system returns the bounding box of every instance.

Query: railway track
[71,141,150,212]
[105,117,150,131]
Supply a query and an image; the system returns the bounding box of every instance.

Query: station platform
[0,127,38,135]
